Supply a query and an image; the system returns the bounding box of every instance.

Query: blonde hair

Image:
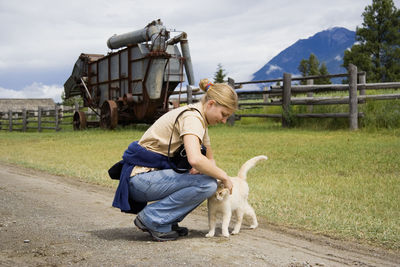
[199,78,238,112]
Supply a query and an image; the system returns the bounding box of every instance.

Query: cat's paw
[222,231,230,238]
[249,223,258,229]
[205,232,215,238]
[231,229,239,235]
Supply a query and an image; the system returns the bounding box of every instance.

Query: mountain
[251,27,356,83]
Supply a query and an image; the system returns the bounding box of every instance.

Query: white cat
[206,155,268,238]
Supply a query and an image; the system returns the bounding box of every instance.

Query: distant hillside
[251,27,356,82]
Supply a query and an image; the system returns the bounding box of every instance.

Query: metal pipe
[179,33,195,86]
[107,28,148,49]
[166,32,187,46]
[107,20,166,50]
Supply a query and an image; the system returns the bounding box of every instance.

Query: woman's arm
[188,144,215,175]
[183,134,233,193]
[204,144,216,164]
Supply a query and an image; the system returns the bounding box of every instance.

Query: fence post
[282,72,292,127]
[348,64,358,130]
[186,84,193,105]
[38,107,42,132]
[263,86,269,103]
[8,110,12,132]
[358,71,366,104]
[227,78,236,126]
[22,109,27,132]
[307,79,314,113]
[55,104,60,131]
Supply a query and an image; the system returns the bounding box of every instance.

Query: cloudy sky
[1,0,399,102]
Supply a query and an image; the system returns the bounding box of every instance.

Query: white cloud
[0,83,63,102]
[0,87,25,98]
[335,55,342,61]
[1,0,399,90]
[265,65,283,75]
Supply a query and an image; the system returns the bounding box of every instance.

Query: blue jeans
[128,169,217,233]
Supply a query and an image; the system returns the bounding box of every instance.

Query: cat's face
[215,183,230,201]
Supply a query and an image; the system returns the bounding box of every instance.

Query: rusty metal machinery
[64,19,195,129]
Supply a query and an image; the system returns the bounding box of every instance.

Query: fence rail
[230,64,400,130]
[2,64,399,132]
[0,104,77,132]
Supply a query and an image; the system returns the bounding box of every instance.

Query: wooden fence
[230,64,400,130]
[2,64,399,131]
[0,104,76,132]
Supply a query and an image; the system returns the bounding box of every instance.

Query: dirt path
[0,162,398,267]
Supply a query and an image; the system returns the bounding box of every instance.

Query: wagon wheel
[100,100,118,129]
[73,111,87,130]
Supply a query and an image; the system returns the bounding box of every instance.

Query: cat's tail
[237,155,268,180]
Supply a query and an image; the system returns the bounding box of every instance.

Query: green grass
[0,123,399,250]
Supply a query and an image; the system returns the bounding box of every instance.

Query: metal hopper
[64,19,195,129]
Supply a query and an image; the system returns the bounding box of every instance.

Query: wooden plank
[291,72,349,81]
[169,88,199,95]
[348,64,358,130]
[360,93,400,101]
[290,98,350,105]
[235,78,283,85]
[22,109,27,132]
[8,110,12,132]
[271,82,400,94]
[38,107,42,132]
[307,79,314,113]
[278,84,349,93]
[282,73,292,127]
[238,114,282,118]
[239,93,400,107]
[239,102,282,106]
[55,104,60,131]
[237,89,282,95]
[295,112,364,118]
[237,113,366,119]
[39,126,57,130]
[364,82,400,90]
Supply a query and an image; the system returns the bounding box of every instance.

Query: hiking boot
[172,223,188,236]
[134,217,179,242]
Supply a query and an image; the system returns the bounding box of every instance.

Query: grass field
[0,121,399,250]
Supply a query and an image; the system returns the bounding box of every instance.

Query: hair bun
[199,78,210,92]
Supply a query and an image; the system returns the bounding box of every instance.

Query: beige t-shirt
[131,102,210,176]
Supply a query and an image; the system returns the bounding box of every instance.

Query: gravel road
[0,162,398,266]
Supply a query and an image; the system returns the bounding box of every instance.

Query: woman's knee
[197,176,217,198]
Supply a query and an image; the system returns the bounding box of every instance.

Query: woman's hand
[189,168,201,175]
[221,176,233,194]
[183,134,233,194]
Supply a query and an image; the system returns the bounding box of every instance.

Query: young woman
[112,78,238,241]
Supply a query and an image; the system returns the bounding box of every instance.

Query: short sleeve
[178,113,206,143]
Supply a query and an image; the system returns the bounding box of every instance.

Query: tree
[213,63,227,83]
[297,53,331,84]
[343,0,400,82]
[61,91,83,106]
[316,63,331,84]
